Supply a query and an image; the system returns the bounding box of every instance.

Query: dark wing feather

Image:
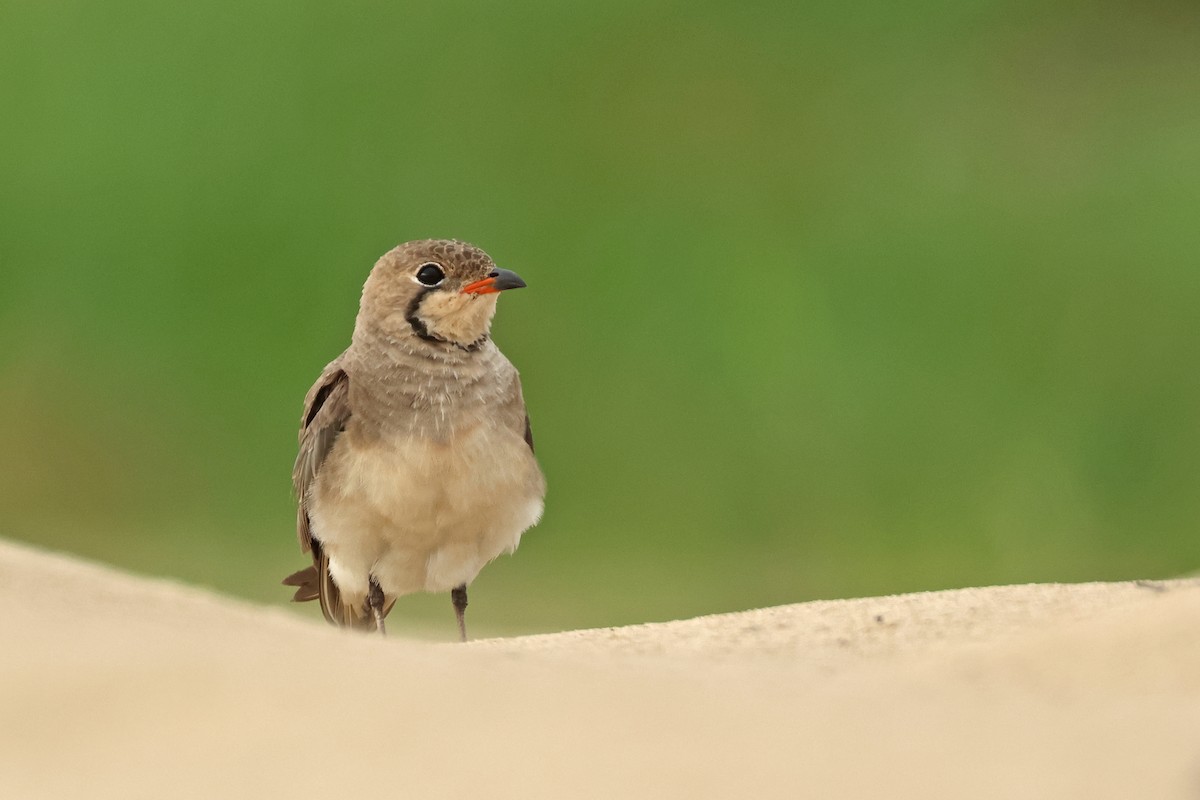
[284,357,398,630]
[292,359,350,554]
[523,412,535,454]
[284,357,370,627]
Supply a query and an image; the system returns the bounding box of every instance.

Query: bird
[282,239,545,641]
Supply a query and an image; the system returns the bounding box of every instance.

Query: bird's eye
[416,263,445,286]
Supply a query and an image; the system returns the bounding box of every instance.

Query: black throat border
[404,288,489,353]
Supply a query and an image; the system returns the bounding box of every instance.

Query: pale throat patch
[417,292,498,347]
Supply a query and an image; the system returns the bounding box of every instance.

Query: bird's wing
[292,357,351,555]
[281,358,353,617]
[523,411,535,454]
[500,366,536,455]
[282,358,396,629]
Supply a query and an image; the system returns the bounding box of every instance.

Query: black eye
[416,263,445,286]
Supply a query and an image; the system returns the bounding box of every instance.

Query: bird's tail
[281,544,392,631]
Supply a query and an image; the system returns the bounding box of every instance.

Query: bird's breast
[333,421,538,515]
[310,419,545,595]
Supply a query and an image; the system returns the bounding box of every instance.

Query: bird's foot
[451,585,468,643]
[367,578,387,637]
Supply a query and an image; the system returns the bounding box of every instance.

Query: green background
[3,1,1198,638]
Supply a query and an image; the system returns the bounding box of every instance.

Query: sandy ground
[1,538,1198,799]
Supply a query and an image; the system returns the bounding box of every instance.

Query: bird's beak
[462,268,527,295]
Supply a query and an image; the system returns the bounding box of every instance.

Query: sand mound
[1,538,1197,799]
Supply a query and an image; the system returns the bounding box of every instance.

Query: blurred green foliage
[2,0,1199,637]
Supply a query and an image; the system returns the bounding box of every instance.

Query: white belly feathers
[308,421,544,603]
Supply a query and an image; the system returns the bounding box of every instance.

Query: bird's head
[358,239,526,352]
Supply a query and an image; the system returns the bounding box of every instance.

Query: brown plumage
[284,239,544,639]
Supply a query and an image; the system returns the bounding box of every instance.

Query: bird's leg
[451,584,468,643]
[367,577,387,637]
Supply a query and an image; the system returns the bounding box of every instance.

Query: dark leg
[451,584,468,643]
[367,577,387,636]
